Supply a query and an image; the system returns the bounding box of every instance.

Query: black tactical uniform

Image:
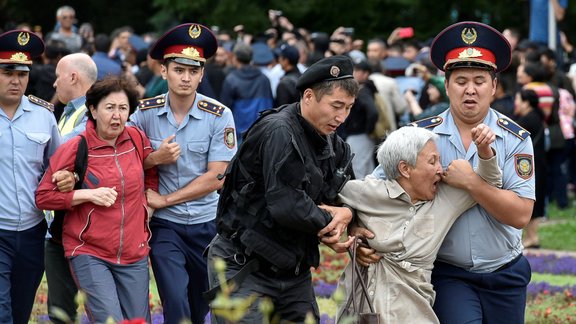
[217,102,352,272]
[206,55,357,323]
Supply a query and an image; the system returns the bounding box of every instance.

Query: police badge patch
[224,128,236,149]
[515,154,533,179]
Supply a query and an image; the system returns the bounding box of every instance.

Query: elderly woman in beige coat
[332,125,502,323]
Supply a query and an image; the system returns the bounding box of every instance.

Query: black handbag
[337,237,380,324]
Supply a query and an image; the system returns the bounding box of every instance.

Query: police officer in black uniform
[206,55,359,323]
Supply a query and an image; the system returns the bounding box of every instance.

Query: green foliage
[539,202,576,251]
[0,0,563,43]
[531,273,576,287]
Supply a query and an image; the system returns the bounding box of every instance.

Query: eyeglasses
[61,15,75,20]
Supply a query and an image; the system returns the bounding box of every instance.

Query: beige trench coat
[336,155,502,323]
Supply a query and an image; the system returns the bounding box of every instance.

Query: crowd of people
[0,1,571,323]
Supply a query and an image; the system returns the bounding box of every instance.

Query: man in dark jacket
[207,55,359,323]
[274,43,302,106]
[220,42,274,141]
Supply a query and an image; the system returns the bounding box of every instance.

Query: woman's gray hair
[377,126,438,180]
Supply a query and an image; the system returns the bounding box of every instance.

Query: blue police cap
[0,29,44,72]
[149,23,217,67]
[296,55,354,91]
[430,21,511,73]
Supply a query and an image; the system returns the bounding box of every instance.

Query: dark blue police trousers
[432,255,531,324]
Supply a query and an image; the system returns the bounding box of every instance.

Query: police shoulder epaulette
[497,117,530,140]
[137,94,166,111]
[408,116,444,129]
[28,95,54,112]
[197,100,224,117]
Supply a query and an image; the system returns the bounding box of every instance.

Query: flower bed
[32,250,576,323]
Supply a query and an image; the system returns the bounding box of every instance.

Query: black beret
[296,55,354,91]
[149,23,217,67]
[0,29,44,71]
[430,21,511,73]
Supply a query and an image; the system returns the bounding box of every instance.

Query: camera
[272,10,283,17]
[342,27,355,36]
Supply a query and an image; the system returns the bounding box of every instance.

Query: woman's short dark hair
[85,76,139,122]
[519,88,541,111]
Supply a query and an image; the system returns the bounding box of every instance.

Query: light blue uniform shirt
[374,108,535,273]
[0,96,61,231]
[129,92,237,225]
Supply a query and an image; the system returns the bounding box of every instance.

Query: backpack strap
[73,135,88,189]
[125,126,145,162]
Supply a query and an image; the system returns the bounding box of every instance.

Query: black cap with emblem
[149,23,217,67]
[296,55,354,91]
[0,29,44,72]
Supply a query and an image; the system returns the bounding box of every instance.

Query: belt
[219,229,305,278]
[495,254,522,272]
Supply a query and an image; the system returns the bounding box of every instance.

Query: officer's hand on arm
[144,134,181,169]
[52,170,76,193]
[471,123,496,159]
[145,204,155,222]
[317,204,353,240]
[72,187,117,207]
[321,235,355,253]
[145,189,169,209]
[348,222,382,266]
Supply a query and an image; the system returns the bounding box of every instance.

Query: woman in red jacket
[36,76,158,322]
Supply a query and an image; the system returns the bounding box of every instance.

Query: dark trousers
[0,220,47,324]
[149,217,215,324]
[45,239,78,323]
[207,234,319,324]
[432,255,531,324]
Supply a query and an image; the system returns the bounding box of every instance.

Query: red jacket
[36,120,158,264]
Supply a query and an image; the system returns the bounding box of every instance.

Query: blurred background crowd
[2,1,575,247]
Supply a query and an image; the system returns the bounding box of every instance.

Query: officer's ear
[302,88,315,105]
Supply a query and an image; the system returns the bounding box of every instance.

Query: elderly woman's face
[406,141,443,202]
[89,91,130,142]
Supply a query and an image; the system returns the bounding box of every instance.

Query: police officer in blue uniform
[128,23,237,324]
[0,29,61,324]
[206,55,358,323]
[358,22,535,323]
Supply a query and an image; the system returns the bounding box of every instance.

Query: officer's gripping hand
[146,189,168,209]
[348,222,381,266]
[471,123,495,160]
[150,134,181,166]
[317,205,353,240]
[321,235,355,253]
[52,170,76,193]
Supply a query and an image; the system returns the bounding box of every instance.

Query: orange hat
[430,21,511,73]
